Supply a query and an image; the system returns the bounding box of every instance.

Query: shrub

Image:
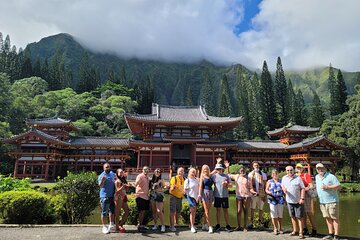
[55,171,99,223]
[180,199,204,225]
[253,211,271,228]
[0,175,31,193]
[340,183,360,192]
[0,190,56,224]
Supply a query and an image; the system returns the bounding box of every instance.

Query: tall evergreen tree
[185,86,194,106]
[20,49,33,78]
[249,73,264,138]
[77,52,94,93]
[328,63,337,116]
[218,74,232,116]
[200,68,214,115]
[286,79,296,123]
[33,57,42,77]
[309,91,324,127]
[274,57,288,126]
[259,60,277,130]
[119,65,127,85]
[294,90,307,125]
[335,69,348,114]
[138,76,154,114]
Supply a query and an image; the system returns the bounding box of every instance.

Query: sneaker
[102,225,110,234]
[247,223,254,229]
[303,228,309,236]
[234,226,242,231]
[208,226,213,234]
[258,224,265,231]
[322,234,334,239]
[191,226,197,233]
[169,226,177,232]
[214,224,221,232]
[202,224,209,231]
[161,225,166,232]
[108,224,116,233]
[333,235,340,240]
[310,229,317,237]
[138,226,147,233]
[225,225,232,232]
[152,224,158,230]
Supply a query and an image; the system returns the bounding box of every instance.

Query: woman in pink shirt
[226,163,256,231]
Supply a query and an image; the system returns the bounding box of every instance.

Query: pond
[87,192,360,237]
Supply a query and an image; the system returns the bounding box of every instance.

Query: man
[295,163,317,236]
[248,162,267,229]
[169,167,185,232]
[135,166,150,233]
[315,163,341,240]
[98,163,116,234]
[211,163,232,232]
[282,165,306,239]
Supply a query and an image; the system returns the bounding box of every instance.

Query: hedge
[0,190,56,224]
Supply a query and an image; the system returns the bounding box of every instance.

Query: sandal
[289,232,299,236]
[299,234,305,239]
[279,230,284,234]
[273,230,279,235]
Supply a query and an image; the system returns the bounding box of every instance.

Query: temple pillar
[23,161,27,176]
[137,149,141,171]
[45,157,50,180]
[13,158,19,178]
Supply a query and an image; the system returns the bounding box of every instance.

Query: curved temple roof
[267,125,320,136]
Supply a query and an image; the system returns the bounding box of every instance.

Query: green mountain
[26,33,359,106]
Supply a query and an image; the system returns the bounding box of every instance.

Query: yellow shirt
[170,175,185,198]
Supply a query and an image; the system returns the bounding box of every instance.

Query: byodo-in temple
[3,103,344,180]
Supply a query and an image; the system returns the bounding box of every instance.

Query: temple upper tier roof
[267,125,319,137]
[26,116,80,131]
[125,103,243,124]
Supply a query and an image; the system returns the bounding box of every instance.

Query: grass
[30,182,57,189]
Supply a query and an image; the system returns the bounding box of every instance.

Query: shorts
[136,197,150,211]
[214,197,229,208]
[250,196,265,210]
[287,203,305,218]
[187,196,197,208]
[269,204,284,218]
[320,202,339,219]
[201,189,214,203]
[170,195,183,213]
[100,197,115,216]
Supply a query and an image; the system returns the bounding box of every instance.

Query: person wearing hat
[315,163,341,240]
[225,162,256,232]
[211,160,232,232]
[295,163,317,237]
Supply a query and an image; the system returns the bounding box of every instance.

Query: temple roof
[26,116,80,131]
[286,135,344,150]
[68,137,129,147]
[267,125,319,136]
[3,128,69,146]
[125,103,243,124]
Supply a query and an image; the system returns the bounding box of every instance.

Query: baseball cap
[316,163,325,168]
[215,164,224,169]
[296,163,303,168]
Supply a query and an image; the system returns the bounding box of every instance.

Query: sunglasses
[286,169,293,172]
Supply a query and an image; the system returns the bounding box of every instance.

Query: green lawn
[30,182,57,189]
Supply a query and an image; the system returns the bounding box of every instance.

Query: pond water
[88,193,360,237]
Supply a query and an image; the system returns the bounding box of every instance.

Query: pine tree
[286,79,296,123]
[218,74,232,116]
[119,65,127,85]
[185,86,193,106]
[335,69,348,114]
[77,52,92,92]
[328,64,337,116]
[107,64,116,83]
[200,68,214,115]
[259,60,277,130]
[274,56,288,126]
[309,91,324,127]
[33,57,42,77]
[294,90,307,125]
[249,73,265,138]
[20,49,33,78]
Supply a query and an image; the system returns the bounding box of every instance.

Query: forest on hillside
[0,32,360,177]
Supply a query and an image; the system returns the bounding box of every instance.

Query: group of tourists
[98,159,341,240]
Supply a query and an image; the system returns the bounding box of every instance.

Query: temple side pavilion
[3,104,344,179]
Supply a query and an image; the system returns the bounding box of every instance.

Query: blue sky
[0,0,360,71]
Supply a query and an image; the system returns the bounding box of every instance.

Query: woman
[265,169,285,235]
[226,164,256,232]
[198,164,214,233]
[149,168,166,232]
[184,167,200,233]
[114,169,130,233]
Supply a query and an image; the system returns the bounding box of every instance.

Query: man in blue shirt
[315,163,341,240]
[98,163,116,234]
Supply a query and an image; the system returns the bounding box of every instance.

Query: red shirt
[299,173,312,187]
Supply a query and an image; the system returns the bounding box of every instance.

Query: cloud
[0,0,360,71]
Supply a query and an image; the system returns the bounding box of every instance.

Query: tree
[335,69,348,114]
[259,60,277,130]
[328,64,337,116]
[308,91,324,127]
[76,52,98,93]
[294,89,307,125]
[185,86,194,106]
[218,74,232,117]
[200,68,215,115]
[274,57,288,126]
[0,73,12,122]
[286,79,296,123]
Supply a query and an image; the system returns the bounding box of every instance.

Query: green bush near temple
[0,175,31,193]
[0,190,56,224]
